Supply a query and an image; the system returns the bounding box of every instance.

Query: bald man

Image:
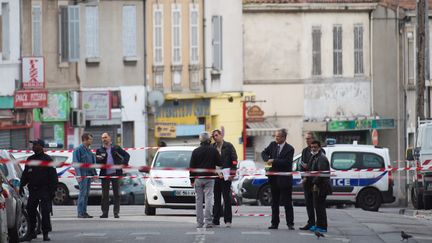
[96,133,130,218]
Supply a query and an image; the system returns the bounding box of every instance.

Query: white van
[240,144,395,211]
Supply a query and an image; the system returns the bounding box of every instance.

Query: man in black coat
[261,129,295,230]
[96,133,130,218]
[211,129,238,228]
[20,139,58,241]
[299,132,315,230]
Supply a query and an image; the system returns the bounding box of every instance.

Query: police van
[240,143,395,211]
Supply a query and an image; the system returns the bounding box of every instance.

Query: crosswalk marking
[185,231,215,235]
[130,232,161,235]
[75,233,107,237]
[241,231,271,235]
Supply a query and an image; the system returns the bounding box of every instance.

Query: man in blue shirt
[73,133,97,218]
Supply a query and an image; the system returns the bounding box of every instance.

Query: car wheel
[53,184,69,205]
[144,199,156,215]
[128,194,135,205]
[423,194,432,210]
[18,210,30,241]
[258,184,272,206]
[357,188,382,212]
[412,187,424,209]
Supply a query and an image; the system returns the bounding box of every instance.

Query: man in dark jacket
[20,139,58,241]
[299,132,315,230]
[96,133,130,218]
[211,129,238,228]
[309,140,332,233]
[261,129,295,230]
[189,132,222,228]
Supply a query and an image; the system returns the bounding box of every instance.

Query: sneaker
[315,227,327,233]
[299,224,313,230]
[308,226,316,232]
[225,222,232,228]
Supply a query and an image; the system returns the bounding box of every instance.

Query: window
[85,5,99,58]
[60,5,80,62]
[333,25,343,75]
[312,26,321,76]
[354,24,364,75]
[111,90,122,109]
[331,152,356,170]
[154,151,192,168]
[189,4,199,64]
[293,156,301,171]
[212,16,222,71]
[1,3,10,60]
[41,124,55,142]
[407,32,415,84]
[171,4,181,64]
[153,5,163,65]
[360,153,384,169]
[122,5,137,57]
[32,5,42,56]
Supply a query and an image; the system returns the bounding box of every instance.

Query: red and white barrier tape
[7,146,159,154]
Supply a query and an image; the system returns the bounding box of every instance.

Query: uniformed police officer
[20,139,58,241]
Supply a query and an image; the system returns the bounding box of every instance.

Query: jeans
[77,178,91,216]
[194,179,214,226]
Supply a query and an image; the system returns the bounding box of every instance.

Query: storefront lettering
[156,100,209,119]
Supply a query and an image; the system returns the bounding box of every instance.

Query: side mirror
[406,148,414,161]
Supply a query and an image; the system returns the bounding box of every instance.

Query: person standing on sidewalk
[211,129,238,228]
[261,129,295,230]
[20,139,58,241]
[96,133,130,218]
[73,133,97,218]
[299,132,315,230]
[189,132,222,228]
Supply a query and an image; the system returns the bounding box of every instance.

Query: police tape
[7,146,159,154]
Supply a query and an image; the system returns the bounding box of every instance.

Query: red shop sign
[14,90,48,108]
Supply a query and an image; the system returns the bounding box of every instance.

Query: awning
[246,121,279,136]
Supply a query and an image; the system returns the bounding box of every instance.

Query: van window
[359,153,384,169]
[417,126,432,150]
[154,151,192,168]
[293,156,301,171]
[51,156,69,168]
[331,152,356,170]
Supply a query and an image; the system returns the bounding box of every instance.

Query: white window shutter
[85,5,99,58]
[153,5,163,64]
[212,16,222,71]
[1,3,10,60]
[189,4,199,64]
[68,6,80,62]
[171,4,181,64]
[32,5,42,56]
[123,5,137,57]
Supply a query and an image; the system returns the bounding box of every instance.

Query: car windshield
[153,151,192,168]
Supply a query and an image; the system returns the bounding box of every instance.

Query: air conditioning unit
[70,109,85,127]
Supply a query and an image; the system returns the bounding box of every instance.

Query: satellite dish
[148,90,165,107]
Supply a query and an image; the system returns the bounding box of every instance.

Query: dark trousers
[270,182,294,226]
[303,182,315,226]
[27,190,51,234]
[313,191,327,228]
[101,178,120,216]
[212,179,232,224]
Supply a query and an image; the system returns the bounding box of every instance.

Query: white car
[142,146,196,215]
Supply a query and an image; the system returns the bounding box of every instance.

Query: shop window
[331,152,356,170]
[111,91,122,109]
[41,124,55,141]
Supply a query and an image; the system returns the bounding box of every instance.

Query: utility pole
[417,0,427,121]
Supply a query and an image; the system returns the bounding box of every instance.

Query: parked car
[231,160,259,205]
[120,171,146,205]
[239,144,395,211]
[0,176,9,242]
[0,164,22,242]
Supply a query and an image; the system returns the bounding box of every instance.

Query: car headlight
[150,177,164,187]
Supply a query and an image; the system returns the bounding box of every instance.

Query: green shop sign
[42,92,69,122]
[327,118,395,132]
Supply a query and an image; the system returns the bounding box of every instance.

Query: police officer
[20,139,58,241]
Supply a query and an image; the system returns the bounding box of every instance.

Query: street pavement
[31,205,432,242]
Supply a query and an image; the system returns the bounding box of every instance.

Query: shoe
[78,214,93,218]
[288,225,295,230]
[204,223,214,228]
[84,213,93,218]
[114,214,119,218]
[26,231,37,241]
[299,224,313,230]
[43,233,50,241]
[315,227,327,233]
[309,226,317,232]
[268,225,278,229]
[196,224,204,228]
[100,214,108,218]
[225,222,232,228]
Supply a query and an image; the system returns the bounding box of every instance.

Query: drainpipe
[143,0,148,162]
[370,10,374,116]
[202,0,207,93]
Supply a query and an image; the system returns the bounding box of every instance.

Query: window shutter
[153,5,163,64]
[32,5,42,56]
[85,5,99,58]
[212,16,222,71]
[171,4,181,64]
[68,6,80,62]
[312,27,321,76]
[1,3,9,60]
[123,5,137,57]
[189,4,199,64]
[60,6,69,62]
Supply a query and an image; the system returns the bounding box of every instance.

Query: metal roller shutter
[0,130,11,149]
[11,129,28,150]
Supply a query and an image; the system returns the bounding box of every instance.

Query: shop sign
[22,57,45,89]
[0,109,33,129]
[42,92,69,122]
[327,118,395,132]
[155,99,210,124]
[247,105,264,122]
[82,91,111,120]
[14,90,48,108]
[155,122,177,138]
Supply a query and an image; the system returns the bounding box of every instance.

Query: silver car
[0,165,22,243]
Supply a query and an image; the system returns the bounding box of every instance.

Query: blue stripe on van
[57,166,71,177]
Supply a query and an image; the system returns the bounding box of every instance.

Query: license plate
[174,190,195,196]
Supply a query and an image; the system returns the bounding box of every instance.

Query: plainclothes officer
[20,139,58,241]
[299,132,315,230]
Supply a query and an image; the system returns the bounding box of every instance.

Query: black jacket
[212,141,238,176]
[309,151,332,196]
[21,152,58,195]
[261,141,294,189]
[96,145,130,176]
[189,142,222,183]
[300,147,312,172]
